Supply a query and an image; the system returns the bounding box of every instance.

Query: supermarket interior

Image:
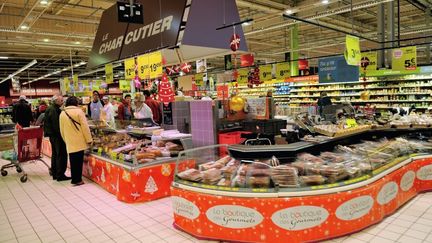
[2,0,432,242]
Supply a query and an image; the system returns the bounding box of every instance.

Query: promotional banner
[119,80,131,92]
[275,62,290,80]
[298,59,309,70]
[105,63,114,84]
[237,68,249,85]
[137,54,150,79]
[240,54,254,67]
[216,84,229,100]
[344,35,361,66]
[149,51,163,79]
[196,59,207,73]
[124,58,135,80]
[360,51,377,72]
[392,46,417,71]
[318,56,359,83]
[259,64,273,82]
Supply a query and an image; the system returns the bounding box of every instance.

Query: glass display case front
[174,137,432,193]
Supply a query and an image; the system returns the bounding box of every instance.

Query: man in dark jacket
[317,92,333,116]
[12,95,33,127]
[44,95,70,181]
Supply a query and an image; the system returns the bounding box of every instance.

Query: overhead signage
[275,62,290,80]
[392,46,417,71]
[240,54,254,67]
[194,73,204,87]
[298,59,309,70]
[259,64,273,82]
[88,0,187,69]
[137,54,150,79]
[196,59,207,73]
[344,35,361,66]
[149,51,163,79]
[92,80,102,91]
[124,58,136,80]
[119,80,131,91]
[105,63,114,84]
[318,56,359,83]
[237,68,249,85]
[63,77,70,93]
[360,51,377,73]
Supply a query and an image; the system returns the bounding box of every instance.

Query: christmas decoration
[145,176,158,194]
[166,66,176,75]
[248,66,262,88]
[229,95,246,112]
[158,73,175,105]
[230,34,241,51]
[134,76,141,89]
[180,63,192,73]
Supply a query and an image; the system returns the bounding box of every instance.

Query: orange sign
[172,156,432,243]
[285,75,319,82]
[216,84,229,100]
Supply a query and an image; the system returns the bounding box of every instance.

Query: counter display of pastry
[83,127,193,203]
[171,135,432,243]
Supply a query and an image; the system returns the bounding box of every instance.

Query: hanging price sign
[119,80,131,92]
[259,64,273,82]
[194,73,204,87]
[344,35,361,66]
[392,46,417,71]
[275,62,290,79]
[149,51,162,79]
[63,77,70,92]
[237,68,249,85]
[97,147,103,156]
[110,151,118,160]
[119,153,125,162]
[92,80,101,91]
[360,52,377,73]
[105,63,114,84]
[137,54,150,79]
[124,58,135,80]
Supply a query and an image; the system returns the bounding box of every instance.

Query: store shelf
[289,92,431,98]
[290,76,432,88]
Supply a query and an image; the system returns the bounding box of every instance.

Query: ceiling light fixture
[285,9,293,15]
[25,61,87,85]
[20,25,28,30]
[0,59,37,84]
[242,22,251,26]
[321,0,329,4]
[43,38,49,42]
[40,0,48,5]
[0,56,8,59]
[75,41,81,45]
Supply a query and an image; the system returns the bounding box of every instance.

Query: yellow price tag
[105,63,114,84]
[119,80,131,92]
[97,147,103,155]
[149,51,162,79]
[392,46,417,71]
[259,64,273,82]
[194,73,203,87]
[275,62,290,79]
[137,54,150,80]
[119,153,125,162]
[110,151,118,160]
[237,68,249,85]
[345,35,361,66]
[124,58,135,79]
[63,77,70,92]
[346,118,358,128]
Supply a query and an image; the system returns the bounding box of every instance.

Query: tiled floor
[1,159,432,243]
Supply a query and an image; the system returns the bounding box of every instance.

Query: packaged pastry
[319,152,345,163]
[177,168,203,182]
[220,164,239,178]
[199,161,225,171]
[247,176,270,188]
[215,156,234,165]
[297,153,325,164]
[300,175,326,186]
[217,178,232,187]
[271,165,299,187]
[232,175,246,187]
[291,161,313,175]
[202,168,222,185]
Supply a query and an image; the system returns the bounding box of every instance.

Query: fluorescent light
[285,9,293,14]
[0,59,37,84]
[20,25,28,30]
[0,56,8,59]
[79,61,86,65]
[43,38,49,42]
[75,41,81,45]
[242,22,251,26]
[40,0,48,4]
[321,0,329,4]
[62,68,68,71]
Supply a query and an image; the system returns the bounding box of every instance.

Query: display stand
[171,155,432,242]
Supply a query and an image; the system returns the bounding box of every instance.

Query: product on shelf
[314,124,371,137]
[177,168,203,182]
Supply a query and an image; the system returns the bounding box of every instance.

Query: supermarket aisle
[1,160,432,243]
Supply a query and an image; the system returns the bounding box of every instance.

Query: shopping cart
[0,126,51,183]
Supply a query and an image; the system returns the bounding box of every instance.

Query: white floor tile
[397,235,424,243]
[403,228,429,240]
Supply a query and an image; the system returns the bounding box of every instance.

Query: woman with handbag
[59,96,93,186]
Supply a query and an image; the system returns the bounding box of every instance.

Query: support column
[290,24,299,76]
[386,1,395,68]
[426,8,431,64]
[377,4,385,69]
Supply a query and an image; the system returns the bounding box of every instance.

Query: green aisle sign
[345,35,361,66]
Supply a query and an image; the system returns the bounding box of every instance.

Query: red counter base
[84,155,193,203]
[171,157,432,243]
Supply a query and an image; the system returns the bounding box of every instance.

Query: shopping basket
[0,126,51,182]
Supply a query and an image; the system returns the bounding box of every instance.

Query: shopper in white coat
[102,96,115,128]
